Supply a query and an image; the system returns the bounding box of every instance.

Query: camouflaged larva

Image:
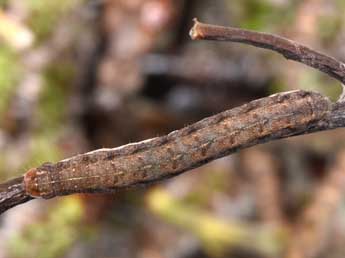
[24,90,331,199]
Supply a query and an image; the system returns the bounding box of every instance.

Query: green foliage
[8,197,83,258]
[0,46,20,117]
[15,60,75,173]
[268,79,288,94]
[318,15,342,44]
[0,155,7,180]
[23,134,61,171]
[317,1,345,45]
[227,0,297,31]
[17,60,75,170]
[183,168,232,208]
[336,0,345,10]
[314,75,342,102]
[26,0,81,42]
[148,189,286,257]
[38,61,74,132]
[0,0,8,8]
[298,70,342,102]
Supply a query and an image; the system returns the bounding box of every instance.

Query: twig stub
[190,19,345,86]
[189,18,204,40]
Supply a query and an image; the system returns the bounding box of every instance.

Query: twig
[190,19,345,85]
[0,176,32,214]
[0,89,344,214]
[2,20,345,214]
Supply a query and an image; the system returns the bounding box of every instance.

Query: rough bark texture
[0,176,32,214]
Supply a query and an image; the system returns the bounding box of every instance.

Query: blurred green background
[1,1,345,258]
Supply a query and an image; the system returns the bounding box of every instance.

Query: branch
[0,176,32,214]
[1,89,345,214]
[2,20,345,214]
[190,19,345,85]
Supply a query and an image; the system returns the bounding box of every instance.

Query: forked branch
[1,20,345,214]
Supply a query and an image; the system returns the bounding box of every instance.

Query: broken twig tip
[188,20,345,85]
[189,18,202,40]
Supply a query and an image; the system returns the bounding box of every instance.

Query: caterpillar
[24,90,331,199]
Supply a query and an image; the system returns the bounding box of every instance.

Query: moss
[318,15,342,44]
[38,60,74,132]
[14,60,75,172]
[0,0,9,8]
[298,70,341,101]
[241,0,275,30]
[316,76,342,102]
[0,155,7,180]
[227,0,297,31]
[336,0,345,10]
[0,46,20,118]
[8,197,84,258]
[17,60,75,170]
[147,188,286,257]
[183,168,232,207]
[22,134,62,173]
[26,0,82,42]
[268,79,289,94]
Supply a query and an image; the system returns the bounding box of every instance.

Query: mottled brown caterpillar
[24,90,331,199]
